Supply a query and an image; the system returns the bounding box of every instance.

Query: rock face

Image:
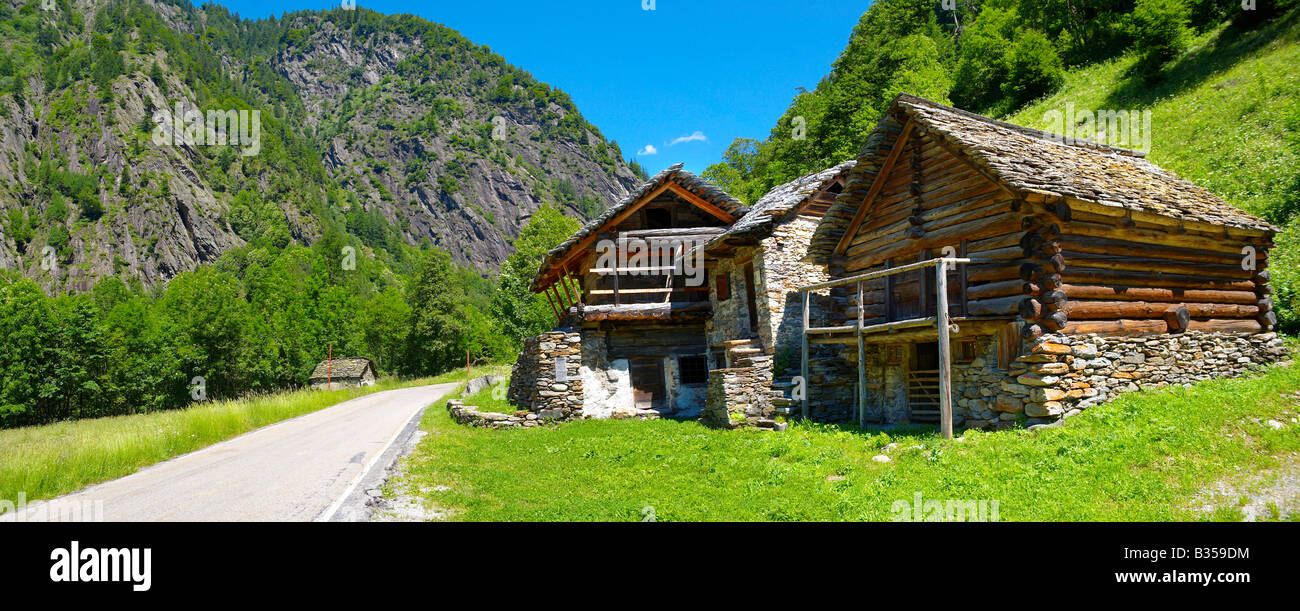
[0,2,639,293]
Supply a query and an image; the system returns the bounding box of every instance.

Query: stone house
[309,357,377,390]
[697,161,856,429]
[509,163,749,420]
[795,94,1284,430]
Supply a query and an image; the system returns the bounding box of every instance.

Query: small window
[715,273,731,301]
[645,208,671,229]
[959,341,977,362]
[886,344,904,365]
[679,355,708,385]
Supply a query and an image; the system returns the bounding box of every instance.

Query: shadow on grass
[1104,10,1300,110]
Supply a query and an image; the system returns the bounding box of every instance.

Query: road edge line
[314,384,452,522]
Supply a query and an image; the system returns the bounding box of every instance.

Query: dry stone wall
[758,217,831,356]
[507,330,584,420]
[1011,331,1289,424]
[702,355,780,429]
[447,399,549,429]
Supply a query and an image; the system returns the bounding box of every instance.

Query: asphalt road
[6,383,457,522]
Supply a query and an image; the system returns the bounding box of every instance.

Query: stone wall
[758,217,832,358]
[1010,331,1289,424]
[705,245,756,354]
[507,330,584,420]
[702,354,780,429]
[447,399,548,429]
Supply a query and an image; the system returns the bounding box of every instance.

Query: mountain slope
[0,0,638,293]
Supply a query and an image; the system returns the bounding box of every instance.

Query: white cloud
[668,131,707,146]
[636,144,658,156]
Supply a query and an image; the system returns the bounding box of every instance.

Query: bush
[1001,30,1066,107]
[1128,0,1192,66]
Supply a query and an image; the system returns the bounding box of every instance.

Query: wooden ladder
[907,369,941,423]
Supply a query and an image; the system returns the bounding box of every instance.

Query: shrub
[1128,0,1192,66]
[1001,30,1066,107]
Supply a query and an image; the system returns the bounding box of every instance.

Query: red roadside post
[466,348,470,381]
[327,344,332,390]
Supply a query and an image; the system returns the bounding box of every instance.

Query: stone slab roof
[309,357,374,380]
[807,94,1276,261]
[704,160,855,253]
[531,163,747,291]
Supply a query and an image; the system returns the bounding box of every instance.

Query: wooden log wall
[1038,195,1275,337]
[829,126,1276,339]
[834,129,1033,328]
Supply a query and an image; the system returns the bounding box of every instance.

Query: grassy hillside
[1007,13,1300,332]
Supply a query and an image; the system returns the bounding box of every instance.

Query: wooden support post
[801,290,810,420]
[936,260,953,440]
[857,280,866,428]
[543,287,561,321]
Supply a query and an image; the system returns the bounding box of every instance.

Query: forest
[0,203,578,428]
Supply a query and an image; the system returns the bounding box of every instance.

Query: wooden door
[629,358,666,410]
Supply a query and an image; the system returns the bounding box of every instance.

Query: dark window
[715,273,731,301]
[645,208,671,229]
[959,340,977,362]
[679,355,708,385]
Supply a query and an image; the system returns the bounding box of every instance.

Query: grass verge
[0,376,436,507]
[395,362,1300,521]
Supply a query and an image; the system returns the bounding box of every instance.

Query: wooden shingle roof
[703,160,855,253]
[807,94,1276,262]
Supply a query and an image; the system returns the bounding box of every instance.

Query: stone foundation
[507,330,584,420]
[1011,331,1289,423]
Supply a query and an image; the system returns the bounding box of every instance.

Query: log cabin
[798,94,1286,430]
[698,161,856,428]
[508,163,749,419]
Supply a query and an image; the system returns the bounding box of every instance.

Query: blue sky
[212,1,869,175]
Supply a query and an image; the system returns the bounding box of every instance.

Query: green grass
[395,362,1300,521]
[0,376,436,507]
[459,371,514,414]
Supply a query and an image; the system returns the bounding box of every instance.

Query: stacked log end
[1255,262,1275,331]
[1019,209,1067,340]
[905,138,925,240]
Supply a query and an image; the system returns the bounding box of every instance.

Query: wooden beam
[539,181,677,289]
[664,182,737,224]
[543,288,561,320]
[834,119,915,256]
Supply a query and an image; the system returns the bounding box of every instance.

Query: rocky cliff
[0,0,638,293]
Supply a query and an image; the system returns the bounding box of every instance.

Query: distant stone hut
[309,357,377,390]
[798,94,1284,430]
[699,161,856,429]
